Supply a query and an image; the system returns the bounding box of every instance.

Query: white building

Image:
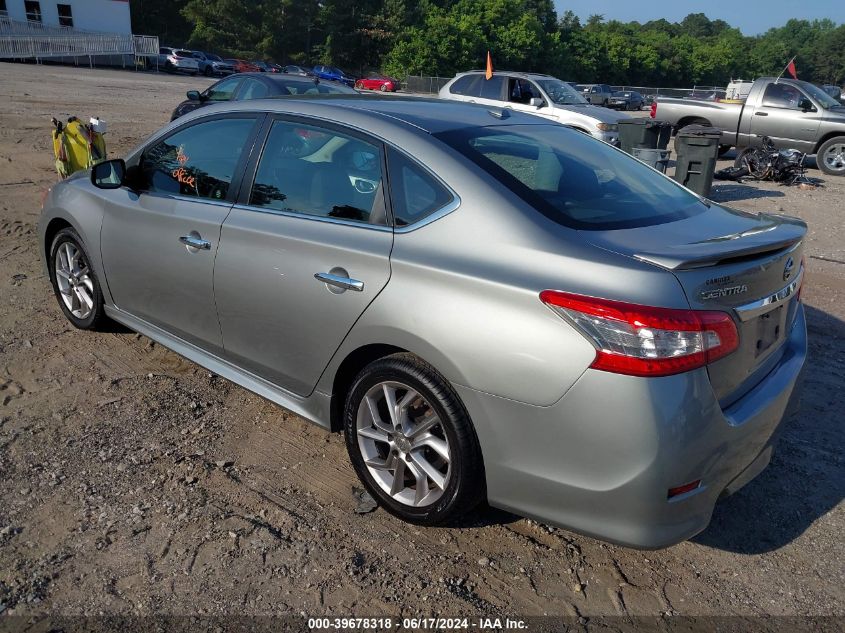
[0,0,131,34]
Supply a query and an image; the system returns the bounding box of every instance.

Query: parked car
[439,70,628,145]
[252,61,280,73]
[40,96,807,549]
[576,83,614,106]
[284,65,314,77]
[169,72,357,120]
[224,59,261,74]
[191,51,234,77]
[608,90,645,111]
[355,73,400,92]
[312,65,356,87]
[158,47,200,75]
[653,77,845,174]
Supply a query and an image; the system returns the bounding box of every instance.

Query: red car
[355,73,400,92]
[224,59,261,74]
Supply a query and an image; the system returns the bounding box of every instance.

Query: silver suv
[439,71,626,144]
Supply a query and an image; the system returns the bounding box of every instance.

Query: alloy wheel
[822,143,845,174]
[54,241,94,320]
[356,381,451,507]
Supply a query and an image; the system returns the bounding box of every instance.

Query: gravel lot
[0,63,843,626]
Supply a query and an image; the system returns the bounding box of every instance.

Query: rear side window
[387,149,453,227]
[248,120,387,226]
[237,78,269,100]
[140,117,256,200]
[478,75,506,100]
[449,75,482,96]
[435,125,706,231]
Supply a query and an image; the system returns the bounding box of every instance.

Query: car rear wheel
[49,228,108,330]
[817,136,845,176]
[204,66,213,77]
[379,84,387,92]
[718,144,732,157]
[344,353,485,525]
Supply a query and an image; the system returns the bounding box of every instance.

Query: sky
[553,0,843,35]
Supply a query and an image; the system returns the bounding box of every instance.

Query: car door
[100,114,262,353]
[214,117,393,396]
[749,83,822,152]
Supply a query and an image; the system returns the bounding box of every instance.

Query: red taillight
[668,480,701,499]
[540,291,739,377]
[650,101,657,118]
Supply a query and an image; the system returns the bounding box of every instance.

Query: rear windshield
[435,125,707,231]
[175,50,193,58]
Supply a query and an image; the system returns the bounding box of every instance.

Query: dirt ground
[0,63,843,626]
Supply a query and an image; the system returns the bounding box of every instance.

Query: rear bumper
[458,304,806,549]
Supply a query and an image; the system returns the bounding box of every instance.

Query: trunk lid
[583,205,806,406]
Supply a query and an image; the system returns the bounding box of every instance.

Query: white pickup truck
[652,77,845,175]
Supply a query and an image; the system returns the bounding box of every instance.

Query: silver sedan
[39,97,807,548]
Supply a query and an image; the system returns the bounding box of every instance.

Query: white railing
[0,16,158,61]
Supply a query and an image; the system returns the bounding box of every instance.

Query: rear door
[214,116,393,396]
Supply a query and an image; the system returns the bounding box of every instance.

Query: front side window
[249,120,386,226]
[535,79,586,105]
[387,149,453,227]
[203,77,240,101]
[57,3,72,27]
[140,117,256,200]
[24,0,41,22]
[436,124,707,231]
[761,84,804,109]
[237,78,269,100]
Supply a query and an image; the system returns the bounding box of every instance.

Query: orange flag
[485,51,493,80]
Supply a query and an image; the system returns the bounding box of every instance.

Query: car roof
[181,95,554,135]
[455,70,556,80]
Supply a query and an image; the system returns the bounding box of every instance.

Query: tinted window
[204,77,240,101]
[478,75,506,100]
[140,117,256,200]
[761,83,804,109]
[237,78,269,100]
[436,125,706,231]
[272,78,355,95]
[387,149,454,227]
[449,75,482,96]
[249,120,386,226]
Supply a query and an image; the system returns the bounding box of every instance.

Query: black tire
[344,353,485,525]
[718,144,732,158]
[734,147,752,168]
[204,66,213,77]
[816,135,845,176]
[49,228,108,331]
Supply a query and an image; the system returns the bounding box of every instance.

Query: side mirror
[799,98,815,112]
[91,159,126,189]
[186,90,202,101]
[529,97,544,108]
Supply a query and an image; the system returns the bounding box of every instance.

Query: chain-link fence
[402,75,726,98]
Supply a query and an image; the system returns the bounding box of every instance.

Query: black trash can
[617,119,672,155]
[673,125,722,197]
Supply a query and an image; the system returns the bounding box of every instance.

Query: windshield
[535,79,588,105]
[800,81,842,109]
[435,124,706,231]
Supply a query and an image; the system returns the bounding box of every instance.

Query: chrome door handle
[314,272,364,292]
[754,112,768,116]
[179,235,211,250]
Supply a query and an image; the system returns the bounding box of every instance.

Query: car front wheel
[49,227,108,330]
[344,353,485,525]
[817,136,845,176]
